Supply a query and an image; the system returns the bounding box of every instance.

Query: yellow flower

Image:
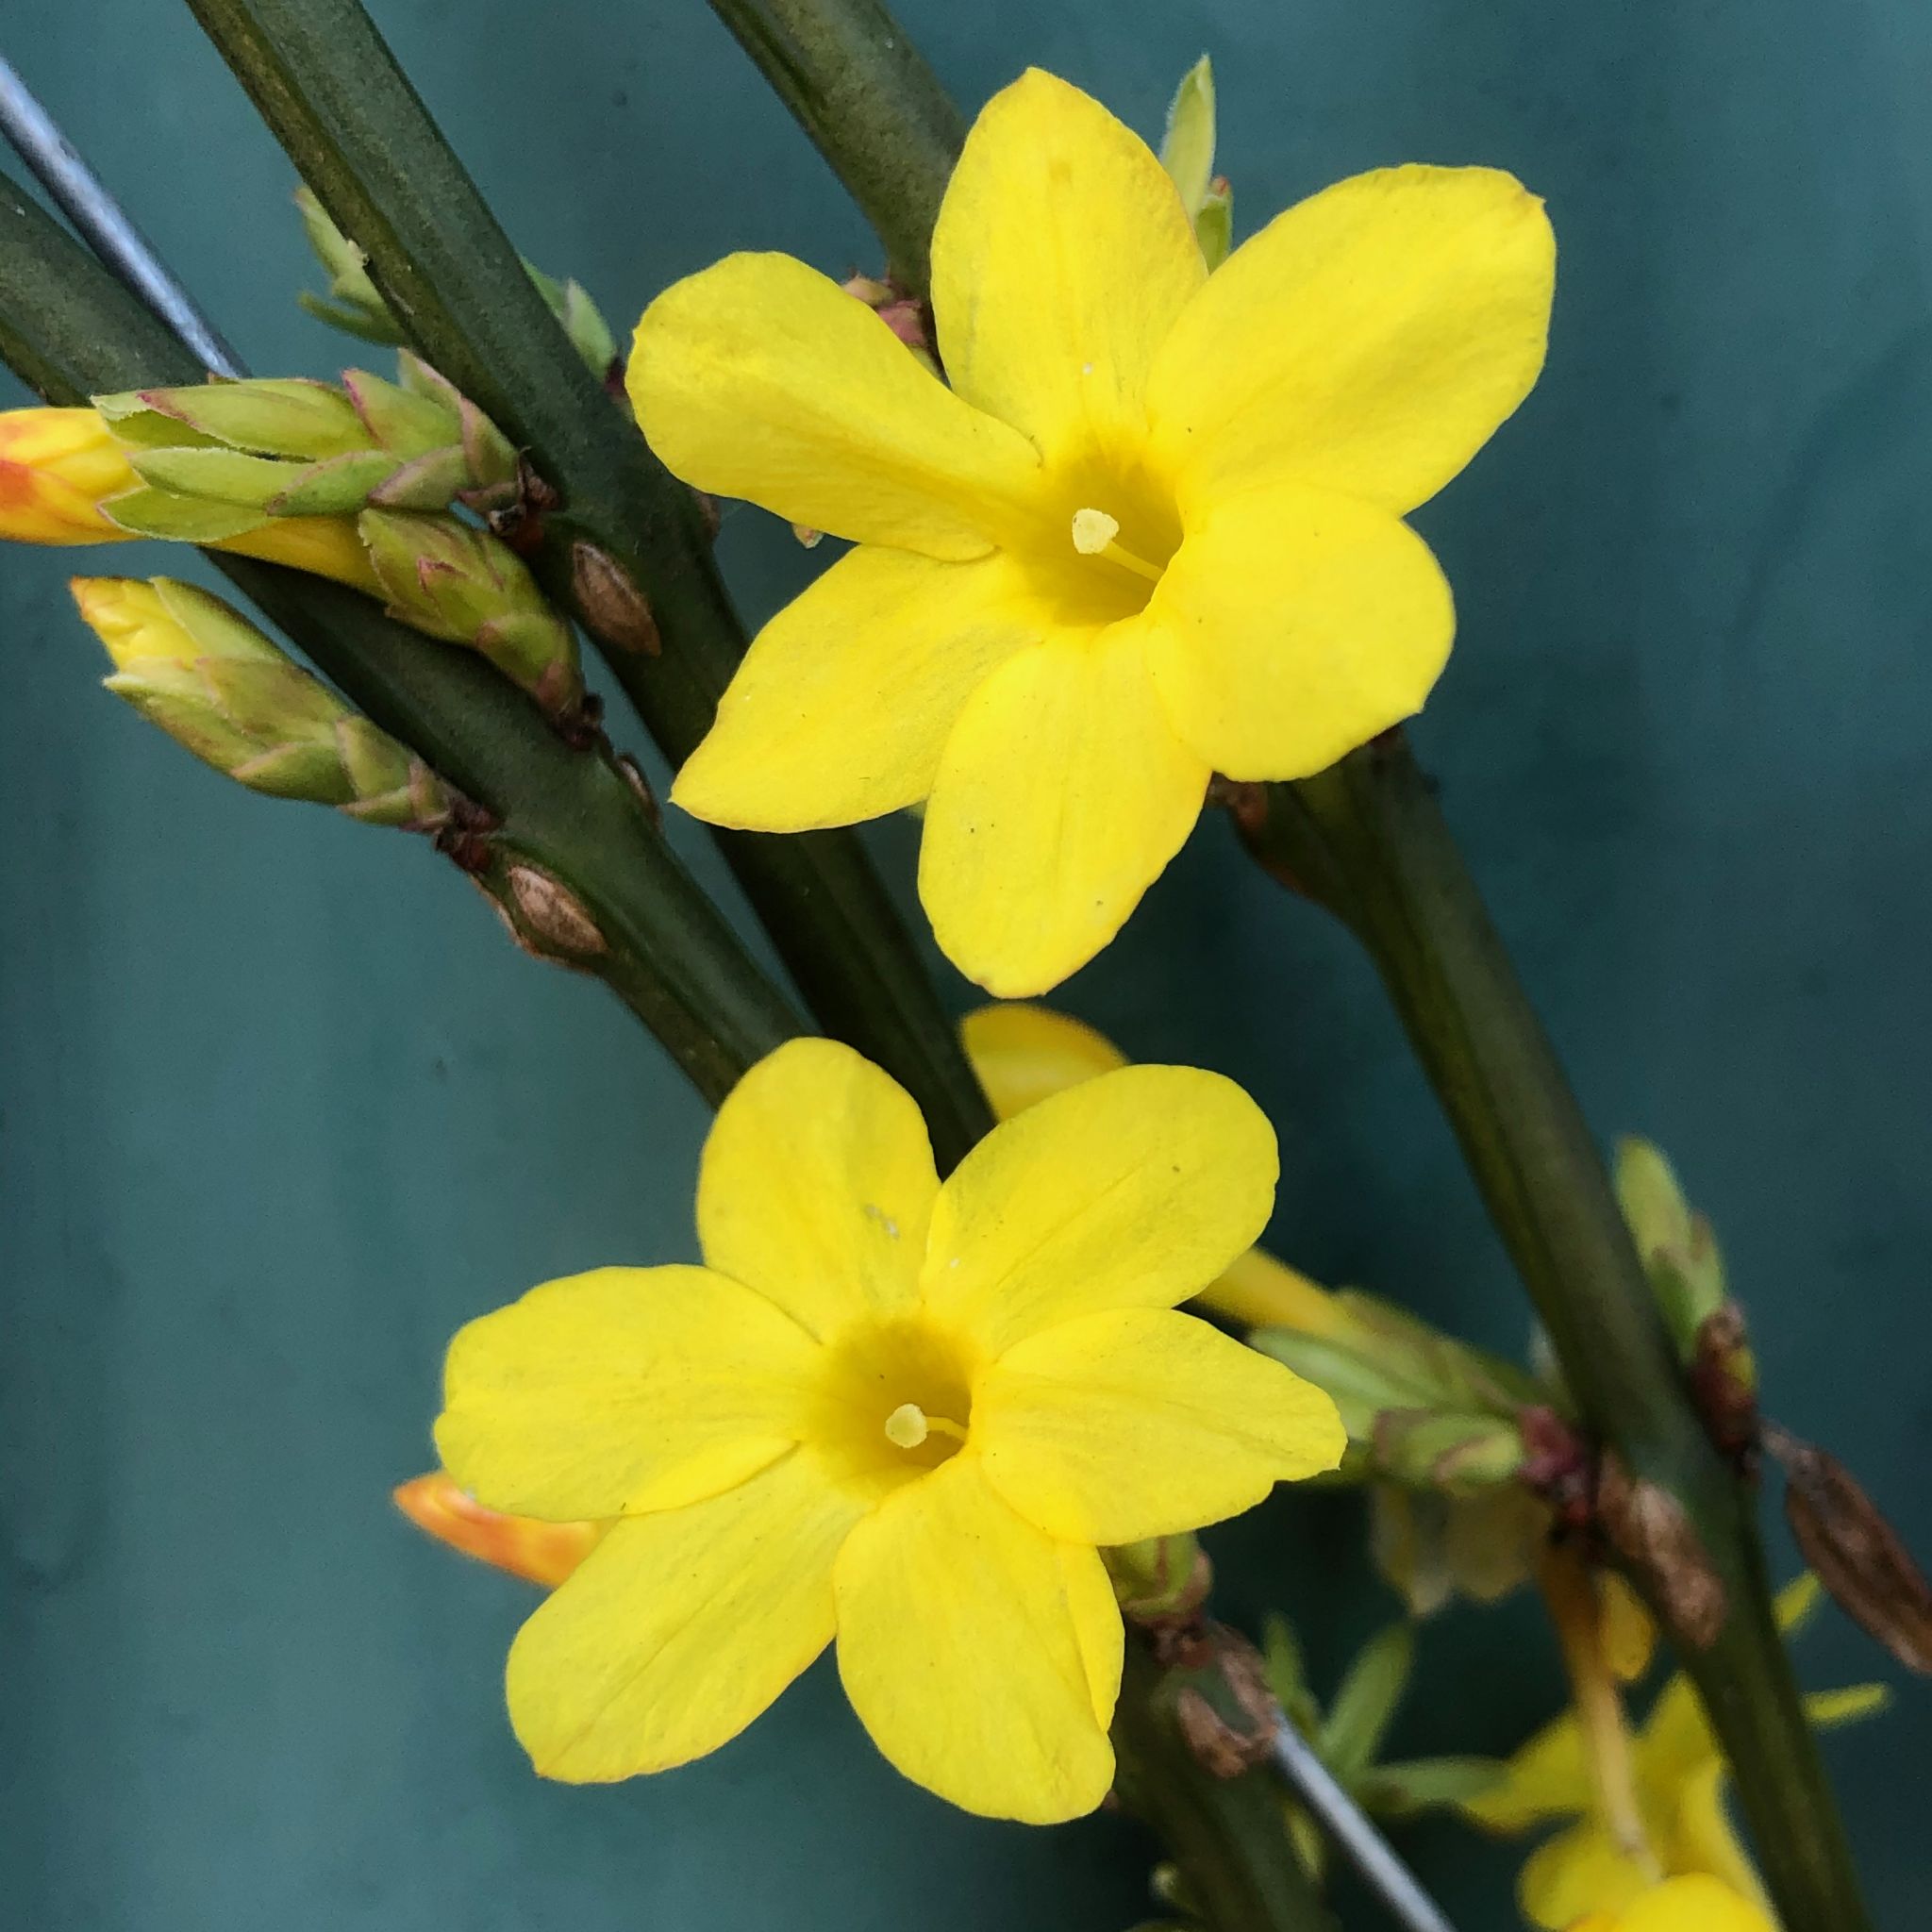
[434,1037,1344,1822]
[961,1000,1356,1337]
[632,69,1556,994]
[1463,1576,1888,1926]
[1567,1874,1774,1932]
[0,405,384,594]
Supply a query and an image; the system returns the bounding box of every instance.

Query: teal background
[2,0,1926,1924]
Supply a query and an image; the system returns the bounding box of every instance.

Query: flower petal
[1144,483,1454,780]
[920,1062,1276,1355]
[1459,1707,1591,1831]
[1519,1820,1651,1930]
[1661,1759,1771,1913]
[833,1454,1119,1822]
[1147,165,1555,517]
[435,1264,813,1521]
[930,69,1206,468]
[671,545,1044,828]
[629,251,1041,559]
[506,1451,862,1781]
[698,1038,939,1340]
[1616,1876,1776,1932]
[917,623,1208,996]
[976,1307,1344,1543]
[959,1001,1127,1121]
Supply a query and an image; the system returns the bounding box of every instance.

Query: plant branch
[702,0,963,295]
[1112,1637,1333,1932]
[1235,741,1868,1930]
[0,169,801,1103]
[182,0,991,1168]
[691,9,1872,1922]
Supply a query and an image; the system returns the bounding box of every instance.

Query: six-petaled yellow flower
[630,68,1557,994]
[434,1037,1344,1822]
[1462,1576,1886,1926]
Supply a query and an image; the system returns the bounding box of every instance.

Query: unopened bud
[1614,1137,1727,1359]
[98,367,518,523]
[1158,57,1233,268]
[72,575,452,829]
[1106,1532,1211,1623]
[294,188,621,382]
[393,1471,605,1589]
[0,407,141,543]
[358,508,582,715]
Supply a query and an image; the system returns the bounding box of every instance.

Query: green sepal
[132,376,371,458]
[342,367,458,458]
[261,448,397,515]
[128,444,307,510]
[1195,180,1234,271]
[296,291,401,345]
[105,673,258,770]
[198,655,346,740]
[1373,1409,1525,1493]
[364,445,471,510]
[230,737,358,803]
[100,486,266,541]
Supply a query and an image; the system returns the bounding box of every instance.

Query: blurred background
[2,0,1927,1925]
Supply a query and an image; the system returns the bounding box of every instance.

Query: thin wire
[0,51,242,376]
[1271,1722,1460,1932]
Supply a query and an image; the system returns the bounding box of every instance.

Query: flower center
[1070,508,1164,584]
[804,1312,981,1501]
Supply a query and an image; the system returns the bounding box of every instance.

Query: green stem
[183,0,991,1169]
[702,0,963,294]
[1111,1639,1332,1932]
[0,170,801,1104]
[1239,741,1868,1930]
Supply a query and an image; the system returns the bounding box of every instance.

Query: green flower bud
[1159,56,1234,268]
[1614,1136,1728,1358]
[72,575,453,829]
[358,508,583,714]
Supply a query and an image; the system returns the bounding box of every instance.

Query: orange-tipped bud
[0,407,140,543]
[393,1471,605,1589]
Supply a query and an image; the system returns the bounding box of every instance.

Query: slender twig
[178,0,991,1172]
[682,8,1873,1927]
[0,166,803,1103]
[1242,743,1869,1929]
[701,0,963,294]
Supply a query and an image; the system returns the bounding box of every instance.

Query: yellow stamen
[882,1402,968,1450]
[1070,507,1164,584]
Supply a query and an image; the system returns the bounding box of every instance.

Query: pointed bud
[358,508,582,714]
[97,368,518,523]
[1614,1137,1727,1358]
[0,407,141,543]
[294,189,621,381]
[1196,176,1235,272]
[392,1472,605,1589]
[71,575,453,829]
[1106,1532,1211,1623]
[1159,56,1218,219]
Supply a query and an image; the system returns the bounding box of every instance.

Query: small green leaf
[1318,1621,1415,1782]
[1260,1610,1322,1736]
[100,486,266,541]
[1356,1755,1508,1816]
